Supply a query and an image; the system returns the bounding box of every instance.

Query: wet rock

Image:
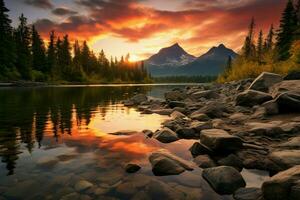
[149,150,193,176]
[74,180,93,192]
[168,101,186,108]
[278,137,300,149]
[275,91,300,113]
[190,113,210,121]
[165,91,186,101]
[269,150,300,170]
[236,90,273,107]
[61,192,80,200]
[176,127,197,139]
[229,113,249,123]
[248,72,283,92]
[131,191,151,200]
[233,187,263,200]
[142,129,153,138]
[3,180,40,199]
[170,111,186,119]
[262,165,300,200]
[145,180,185,199]
[189,121,213,132]
[191,90,220,99]
[218,154,244,171]
[262,100,279,115]
[152,109,173,115]
[200,129,243,153]
[109,130,138,135]
[284,71,300,80]
[197,102,229,118]
[202,166,246,195]
[125,163,141,173]
[193,155,216,168]
[189,142,213,156]
[153,128,179,143]
[130,94,148,105]
[246,121,283,136]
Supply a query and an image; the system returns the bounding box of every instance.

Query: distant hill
[145,43,238,77]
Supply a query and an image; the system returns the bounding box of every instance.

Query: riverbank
[123,71,300,200]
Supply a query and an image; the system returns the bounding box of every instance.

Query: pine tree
[265,24,274,51]
[257,30,264,63]
[225,56,232,71]
[59,35,72,80]
[0,0,16,79]
[31,25,46,73]
[242,18,256,59]
[276,0,298,60]
[14,14,32,80]
[47,30,56,79]
[81,41,90,74]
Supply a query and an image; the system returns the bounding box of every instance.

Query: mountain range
[145,43,238,77]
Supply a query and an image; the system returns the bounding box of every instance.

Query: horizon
[5,0,286,60]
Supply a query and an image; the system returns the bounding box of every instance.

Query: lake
[0,84,269,200]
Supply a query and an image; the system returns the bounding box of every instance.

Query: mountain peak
[217,44,226,48]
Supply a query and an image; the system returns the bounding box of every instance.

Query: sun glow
[128,54,140,62]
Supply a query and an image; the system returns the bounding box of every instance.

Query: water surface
[0,85,268,200]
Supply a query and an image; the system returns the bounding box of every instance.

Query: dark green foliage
[257,30,264,63]
[47,30,56,79]
[154,76,216,83]
[31,25,46,76]
[242,18,256,59]
[276,0,298,60]
[265,24,274,51]
[14,14,32,80]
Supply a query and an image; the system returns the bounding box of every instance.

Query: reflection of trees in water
[0,86,151,175]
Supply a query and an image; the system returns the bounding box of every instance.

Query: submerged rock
[149,150,193,176]
[248,72,283,92]
[153,128,179,143]
[131,94,148,105]
[262,165,300,200]
[202,166,246,195]
[125,163,141,173]
[200,129,243,153]
[218,154,244,171]
[193,155,216,168]
[74,180,93,192]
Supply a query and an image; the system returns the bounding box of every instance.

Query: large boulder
[269,150,300,170]
[149,150,194,176]
[236,90,273,107]
[200,129,243,153]
[245,121,283,136]
[191,90,219,99]
[189,142,213,156]
[165,90,186,101]
[176,127,197,139]
[262,165,300,200]
[202,166,246,195]
[248,72,283,92]
[271,80,300,97]
[197,102,229,118]
[153,128,179,143]
[275,91,300,113]
[130,94,148,105]
[218,154,244,171]
[193,155,216,168]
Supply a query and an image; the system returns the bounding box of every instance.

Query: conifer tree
[47,30,56,78]
[265,24,274,51]
[0,0,16,78]
[60,35,72,79]
[31,25,46,73]
[242,18,256,59]
[14,14,32,80]
[257,30,264,63]
[276,0,298,60]
[81,41,90,74]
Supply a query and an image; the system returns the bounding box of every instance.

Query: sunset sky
[5,0,286,60]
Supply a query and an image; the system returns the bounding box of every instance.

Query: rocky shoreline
[123,72,300,200]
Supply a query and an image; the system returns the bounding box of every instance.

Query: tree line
[0,0,150,83]
[219,0,300,82]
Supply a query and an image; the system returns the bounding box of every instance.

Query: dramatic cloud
[52,7,78,16]
[24,0,53,9]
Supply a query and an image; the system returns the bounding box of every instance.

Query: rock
[278,137,300,149]
[74,180,93,192]
[168,101,186,108]
[193,155,216,168]
[170,111,186,119]
[200,129,243,153]
[197,102,229,118]
[202,166,246,195]
[125,163,141,173]
[248,72,283,92]
[191,90,220,99]
[218,154,244,171]
[109,130,138,135]
[236,90,273,107]
[189,121,213,132]
[280,122,300,133]
[153,128,179,143]
[271,80,300,97]
[246,121,283,136]
[60,192,80,200]
[142,129,153,137]
[190,113,210,121]
[262,100,279,115]
[262,165,300,200]
[152,109,173,115]
[130,94,148,105]
[269,150,300,170]
[284,71,300,80]
[176,127,197,139]
[251,106,267,119]
[229,113,249,123]
[275,91,300,113]
[149,150,193,176]
[189,142,213,156]
[233,187,263,200]
[165,91,186,101]
[290,180,300,200]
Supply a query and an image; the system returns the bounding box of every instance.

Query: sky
[5,0,286,61]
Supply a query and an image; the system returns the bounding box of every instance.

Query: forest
[0,0,150,83]
[219,0,300,82]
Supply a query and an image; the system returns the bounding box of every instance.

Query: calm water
[0,85,269,200]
